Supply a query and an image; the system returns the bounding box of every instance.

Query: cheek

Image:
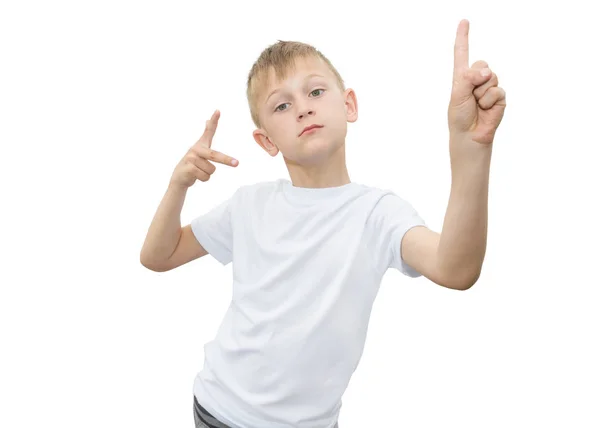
[330,108,347,127]
[267,125,290,145]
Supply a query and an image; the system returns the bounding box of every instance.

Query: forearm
[140,183,188,266]
[437,141,492,286]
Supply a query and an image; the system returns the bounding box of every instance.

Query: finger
[471,60,488,70]
[451,66,493,104]
[192,145,239,167]
[477,87,506,110]
[458,67,493,90]
[474,71,498,101]
[192,156,217,175]
[196,109,220,148]
[192,166,210,182]
[453,19,470,75]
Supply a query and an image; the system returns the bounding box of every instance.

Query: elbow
[141,261,168,272]
[140,253,168,272]
[457,269,481,291]
[440,267,481,291]
[140,257,156,271]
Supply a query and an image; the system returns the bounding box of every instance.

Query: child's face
[252,56,357,166]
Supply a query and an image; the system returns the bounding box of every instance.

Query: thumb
[451,67,492,103]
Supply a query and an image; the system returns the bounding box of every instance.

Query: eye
[274,89,325,113]
[275,103,289,112]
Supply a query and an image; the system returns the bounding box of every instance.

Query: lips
[300,124,323,136]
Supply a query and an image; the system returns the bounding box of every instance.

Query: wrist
[168,180,189,194]
[450,140,492,170]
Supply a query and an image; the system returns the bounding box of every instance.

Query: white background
[2,0,599,427]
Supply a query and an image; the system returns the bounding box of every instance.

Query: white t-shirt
[191,178,426,428]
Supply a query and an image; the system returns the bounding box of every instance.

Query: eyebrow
[264,73,326,105]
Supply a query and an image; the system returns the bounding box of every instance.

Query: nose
[298,109,315,120]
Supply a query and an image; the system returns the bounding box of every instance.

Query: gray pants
[193,395,339,428]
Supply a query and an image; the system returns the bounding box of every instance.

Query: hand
[447,19,506,145]
[170,110,239,189]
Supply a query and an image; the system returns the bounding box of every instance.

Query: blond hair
[246,40,346,129]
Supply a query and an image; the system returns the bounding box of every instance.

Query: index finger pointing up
[454,19,470,72]
[197,109,220,149]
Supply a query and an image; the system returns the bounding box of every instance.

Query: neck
[284,142,350,188]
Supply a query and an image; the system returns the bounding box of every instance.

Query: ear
[252,129,280,157]
[344,88,358,123]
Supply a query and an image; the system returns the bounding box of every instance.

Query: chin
[294,138,342,164]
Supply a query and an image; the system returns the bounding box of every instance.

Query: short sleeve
[190,189,239,266]
[366,192,427,277]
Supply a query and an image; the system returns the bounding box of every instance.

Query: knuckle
[199,158,216,175]
[187,148,201,159]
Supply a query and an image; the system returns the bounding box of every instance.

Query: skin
[249,19,507,290]
[403,19,507,290]
[252,56,358,189]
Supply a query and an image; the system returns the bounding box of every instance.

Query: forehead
[261,56,331,96]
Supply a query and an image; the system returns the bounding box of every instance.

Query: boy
[140,19,506,428]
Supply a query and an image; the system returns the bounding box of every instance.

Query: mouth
[299,125,324,136]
